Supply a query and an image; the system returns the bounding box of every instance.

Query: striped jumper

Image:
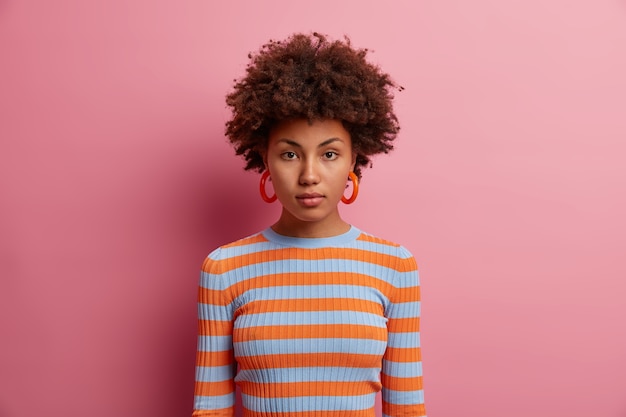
[193,226,426,417]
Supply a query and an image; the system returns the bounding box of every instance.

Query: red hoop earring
[341,172,359,204]
[260,170,277,203]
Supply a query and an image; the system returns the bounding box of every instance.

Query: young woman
[193,33,426,417]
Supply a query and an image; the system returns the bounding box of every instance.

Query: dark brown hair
[225,32,401,178]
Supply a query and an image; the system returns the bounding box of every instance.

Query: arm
[381,251,427,417]
[192,251,237,417]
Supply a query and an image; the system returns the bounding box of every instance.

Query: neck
[271,209,350,238]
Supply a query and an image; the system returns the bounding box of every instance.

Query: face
[265,118,356,236]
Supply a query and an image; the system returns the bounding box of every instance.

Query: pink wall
[1,1,625,416]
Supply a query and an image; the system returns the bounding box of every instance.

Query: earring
[260,170,277,203]
[341,172,359,204]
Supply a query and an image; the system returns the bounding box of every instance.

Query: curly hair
[225,32,402,179]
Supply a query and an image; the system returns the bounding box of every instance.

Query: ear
[259,147,268,170]
[350,152,357,173]
[262,154,268,171]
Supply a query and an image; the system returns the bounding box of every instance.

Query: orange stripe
[383,347,422,363]
[356,233,400,247]
[237,353,381,369]
[380,375,424,391]
[215,248,415,273]
[387,317,420,332]
[238,380,381,397]
[382,401,427,417]
[233,323,387,341]
[241,298,384,315]
[243,407,375,417]
[230,272,393,291]
[197,320,232,336]
[191,406,234,417]
[194,380,235,396]
[392,286,420,303]
[199,275,421,306]
[222,233,269,248]
[198,287,229,305]
[227,271,394,293]
[195,350,234,367]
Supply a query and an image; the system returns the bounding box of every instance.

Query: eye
[323,151,338,160]
[281,151,297,160]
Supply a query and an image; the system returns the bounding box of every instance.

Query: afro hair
[225,32,402,178]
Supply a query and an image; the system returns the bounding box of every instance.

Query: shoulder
[352,229,419,293]
[201,230,271,273]
[354,229,417,266]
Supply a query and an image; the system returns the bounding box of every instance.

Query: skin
[263,118,357,238]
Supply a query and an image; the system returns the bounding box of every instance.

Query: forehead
[268,119,351,146]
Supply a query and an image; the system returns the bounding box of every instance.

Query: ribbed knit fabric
[192,226,426,417]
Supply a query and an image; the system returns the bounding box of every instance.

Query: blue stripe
[218,239,408,259]
[393,270,419,288]
[195,364,234,382]
[235,284,386,304]
[234,311,387,327]
[386,301,420,318]
[236,367,380,383]
[219,241,275,258]
[197,335,232,352]
[199,271,225,290]
[382,360,423,377]
[234,338,386,356]
[262,227,362,248]
[354,240,406,256]
[382,388,425,405]
[198,302,233,321]
[242,393,376,412]
[193,393,234,409]
[387,332,420,348]
[210,259,415,284]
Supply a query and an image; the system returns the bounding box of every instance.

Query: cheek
[330,172,350,193]
[268,170,292,193]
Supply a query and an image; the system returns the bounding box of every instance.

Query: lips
[296,193,324,207]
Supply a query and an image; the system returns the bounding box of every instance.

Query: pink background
[1,1,625,416]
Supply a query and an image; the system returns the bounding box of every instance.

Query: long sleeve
[191,228,426,417]
[193,250,237,417]
[381,251,427,417]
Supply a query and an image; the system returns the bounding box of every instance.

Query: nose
[299,159,320,185]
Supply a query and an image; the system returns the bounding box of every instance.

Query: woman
[193,32,426,417]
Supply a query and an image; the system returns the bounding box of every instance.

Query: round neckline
[262,226,361,248]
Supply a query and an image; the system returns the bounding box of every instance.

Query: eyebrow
[278,138,343,148]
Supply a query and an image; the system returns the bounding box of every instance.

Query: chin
[288,210,331,224]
